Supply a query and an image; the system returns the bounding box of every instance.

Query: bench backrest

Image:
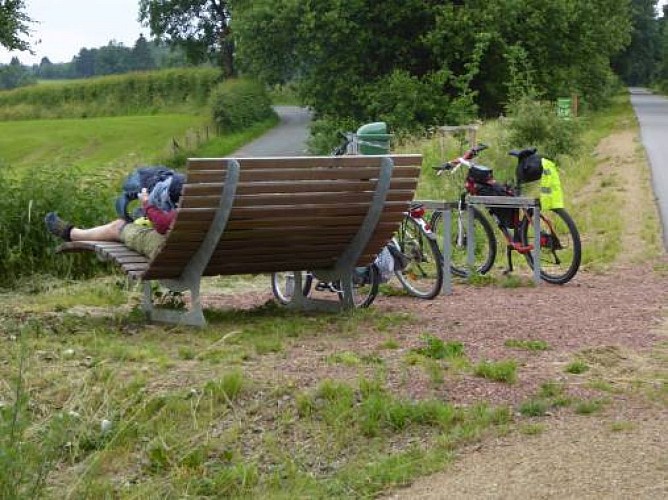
[141,155,422,280]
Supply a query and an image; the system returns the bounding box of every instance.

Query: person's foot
[44,212,73,241]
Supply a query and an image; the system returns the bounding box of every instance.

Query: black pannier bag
[467,165,493,183]
[516,153,544,183]
[476,182,518,227]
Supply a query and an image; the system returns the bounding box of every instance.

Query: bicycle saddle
[509,147,537,159]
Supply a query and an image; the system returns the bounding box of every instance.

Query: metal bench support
[287,156,394,312]
[143,160,241,327]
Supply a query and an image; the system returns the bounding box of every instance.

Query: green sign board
[557,98,572,119]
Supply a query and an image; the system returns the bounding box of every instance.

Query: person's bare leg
[70,219,125,241]
[45,212,125,242]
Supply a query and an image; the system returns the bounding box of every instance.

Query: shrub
[0,163,116,285]
[307,116,359,154]
[503,95,581,157]
[209,78,275,133]
[362,69,472,134]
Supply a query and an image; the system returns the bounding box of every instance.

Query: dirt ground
[379,129,668,498]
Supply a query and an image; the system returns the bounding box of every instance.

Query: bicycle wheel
[394,215,443,299]
[520,208,581,284]
[271,271,313,304]
[430,206,497,278]
[336,264,380,308]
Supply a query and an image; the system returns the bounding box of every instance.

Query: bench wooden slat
[182,178,418,196]
[174,202,407,222]
[187,155,422,171]
[186,165,420,184]
[178,190,416,209]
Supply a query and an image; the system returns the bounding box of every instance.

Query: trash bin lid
[356,121,388,135]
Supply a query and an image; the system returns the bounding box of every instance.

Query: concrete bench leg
[141,280,206,327]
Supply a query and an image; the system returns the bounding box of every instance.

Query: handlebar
[433,143,488,175]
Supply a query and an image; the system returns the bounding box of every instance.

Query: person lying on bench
[45,179,180,260]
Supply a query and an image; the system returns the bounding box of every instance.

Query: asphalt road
[630,87,668,250]
[232,105,312,157]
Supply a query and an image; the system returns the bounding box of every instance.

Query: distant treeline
[0,67,222,120]
[0,36,195,90]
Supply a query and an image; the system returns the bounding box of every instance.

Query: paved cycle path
[629,87,668,250]
[232,105,312,157]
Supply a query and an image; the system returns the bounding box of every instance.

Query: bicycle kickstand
[503,245,514,275]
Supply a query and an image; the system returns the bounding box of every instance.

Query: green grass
[473,360,518,383]
[565,360,590,374]
[504,339,551,351]
[0,113,278,176]
[0,115,207,171]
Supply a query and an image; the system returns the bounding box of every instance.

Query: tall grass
[0,164,116,285]
[0,68,222,120]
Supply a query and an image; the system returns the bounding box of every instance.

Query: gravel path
[389,409,668,499]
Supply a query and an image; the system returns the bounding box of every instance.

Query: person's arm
[144,205,175,234]
[140,188,175,234]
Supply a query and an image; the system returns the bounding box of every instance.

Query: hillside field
[0,114,208,174]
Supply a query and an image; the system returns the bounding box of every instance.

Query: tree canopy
[0,0,32,51]
[138,0,233,76]
[233,0,633,130]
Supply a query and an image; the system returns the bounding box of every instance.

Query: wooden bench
[57,154,422,326]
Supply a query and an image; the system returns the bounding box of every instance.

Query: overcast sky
[0,0,148,65]
[1,0,667,67]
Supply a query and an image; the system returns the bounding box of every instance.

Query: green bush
[358,69,477,135]
[307,116,359,154]
[503,96,581,157]
[209,78,275,133]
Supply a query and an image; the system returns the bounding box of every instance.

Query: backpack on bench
[115,166,185,222]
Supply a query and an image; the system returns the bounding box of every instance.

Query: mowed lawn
[0,114,208,173]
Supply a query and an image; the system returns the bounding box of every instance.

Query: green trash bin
[356,122,392,155]
[556,98,572,119]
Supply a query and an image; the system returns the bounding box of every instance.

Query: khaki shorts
[120,223,166,260]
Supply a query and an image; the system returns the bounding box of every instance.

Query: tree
[95,41,132,75]
[73,48,97,78]
[0,0,32,51]
[234,0,633,128]
[138,0,233,76]
[612,0,661,85]
[0,56,34,89]
[131,34,155,71]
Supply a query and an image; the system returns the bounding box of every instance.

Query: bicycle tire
[336,264,380,308]
[430,206,497,278]
[271,271,314,304]
[520,208,581,285]
[393,214,443,299]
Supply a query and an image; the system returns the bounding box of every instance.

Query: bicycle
[270,131,381,308]
[391,201,444,299]
[430,144,581,285]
